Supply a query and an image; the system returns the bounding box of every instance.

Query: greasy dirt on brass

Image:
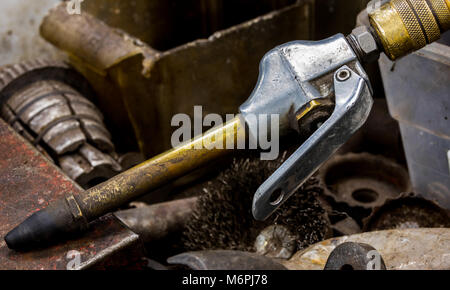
[0,118,141,269]
[182,150,331,254]
[77,117,243,221]
[363,193,450,231]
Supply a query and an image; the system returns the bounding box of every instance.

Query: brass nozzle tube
[369,0,450,60]
[5,117,245,250]
[79,116,245,220]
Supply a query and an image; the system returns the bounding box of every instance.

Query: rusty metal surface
[0,118,140,269]
[41,1,314,157]
[282,228,450,270]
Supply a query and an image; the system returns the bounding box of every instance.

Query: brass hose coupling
[369,0,450,60]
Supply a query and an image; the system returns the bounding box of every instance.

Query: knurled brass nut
[351,26,380,63]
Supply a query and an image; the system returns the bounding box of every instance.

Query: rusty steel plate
[0,118,141,270]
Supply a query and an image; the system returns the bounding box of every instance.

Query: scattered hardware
[324,242,386,270]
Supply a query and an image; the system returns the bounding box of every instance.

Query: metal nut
[324,242,386,270]
[350,26,380,63]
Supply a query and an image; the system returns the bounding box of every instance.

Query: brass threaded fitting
[369,0,450,60]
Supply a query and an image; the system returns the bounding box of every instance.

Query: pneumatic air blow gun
[5,0,450,250]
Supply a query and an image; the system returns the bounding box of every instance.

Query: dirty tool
[324,242,386,270]
[252,0,450,220]
[5,0,450,250]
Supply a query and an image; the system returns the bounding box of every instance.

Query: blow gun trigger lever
[252,64,373,221]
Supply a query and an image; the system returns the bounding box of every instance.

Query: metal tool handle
[252,66,373,220]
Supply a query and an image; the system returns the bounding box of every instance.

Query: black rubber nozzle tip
[4,210,55,251]
[5,229,20,250]
[4,202,82,251]
[4,229,17,250]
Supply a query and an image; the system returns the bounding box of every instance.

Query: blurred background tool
[0,60,134,189]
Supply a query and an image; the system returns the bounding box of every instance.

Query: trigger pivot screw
[337,69,351,82]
